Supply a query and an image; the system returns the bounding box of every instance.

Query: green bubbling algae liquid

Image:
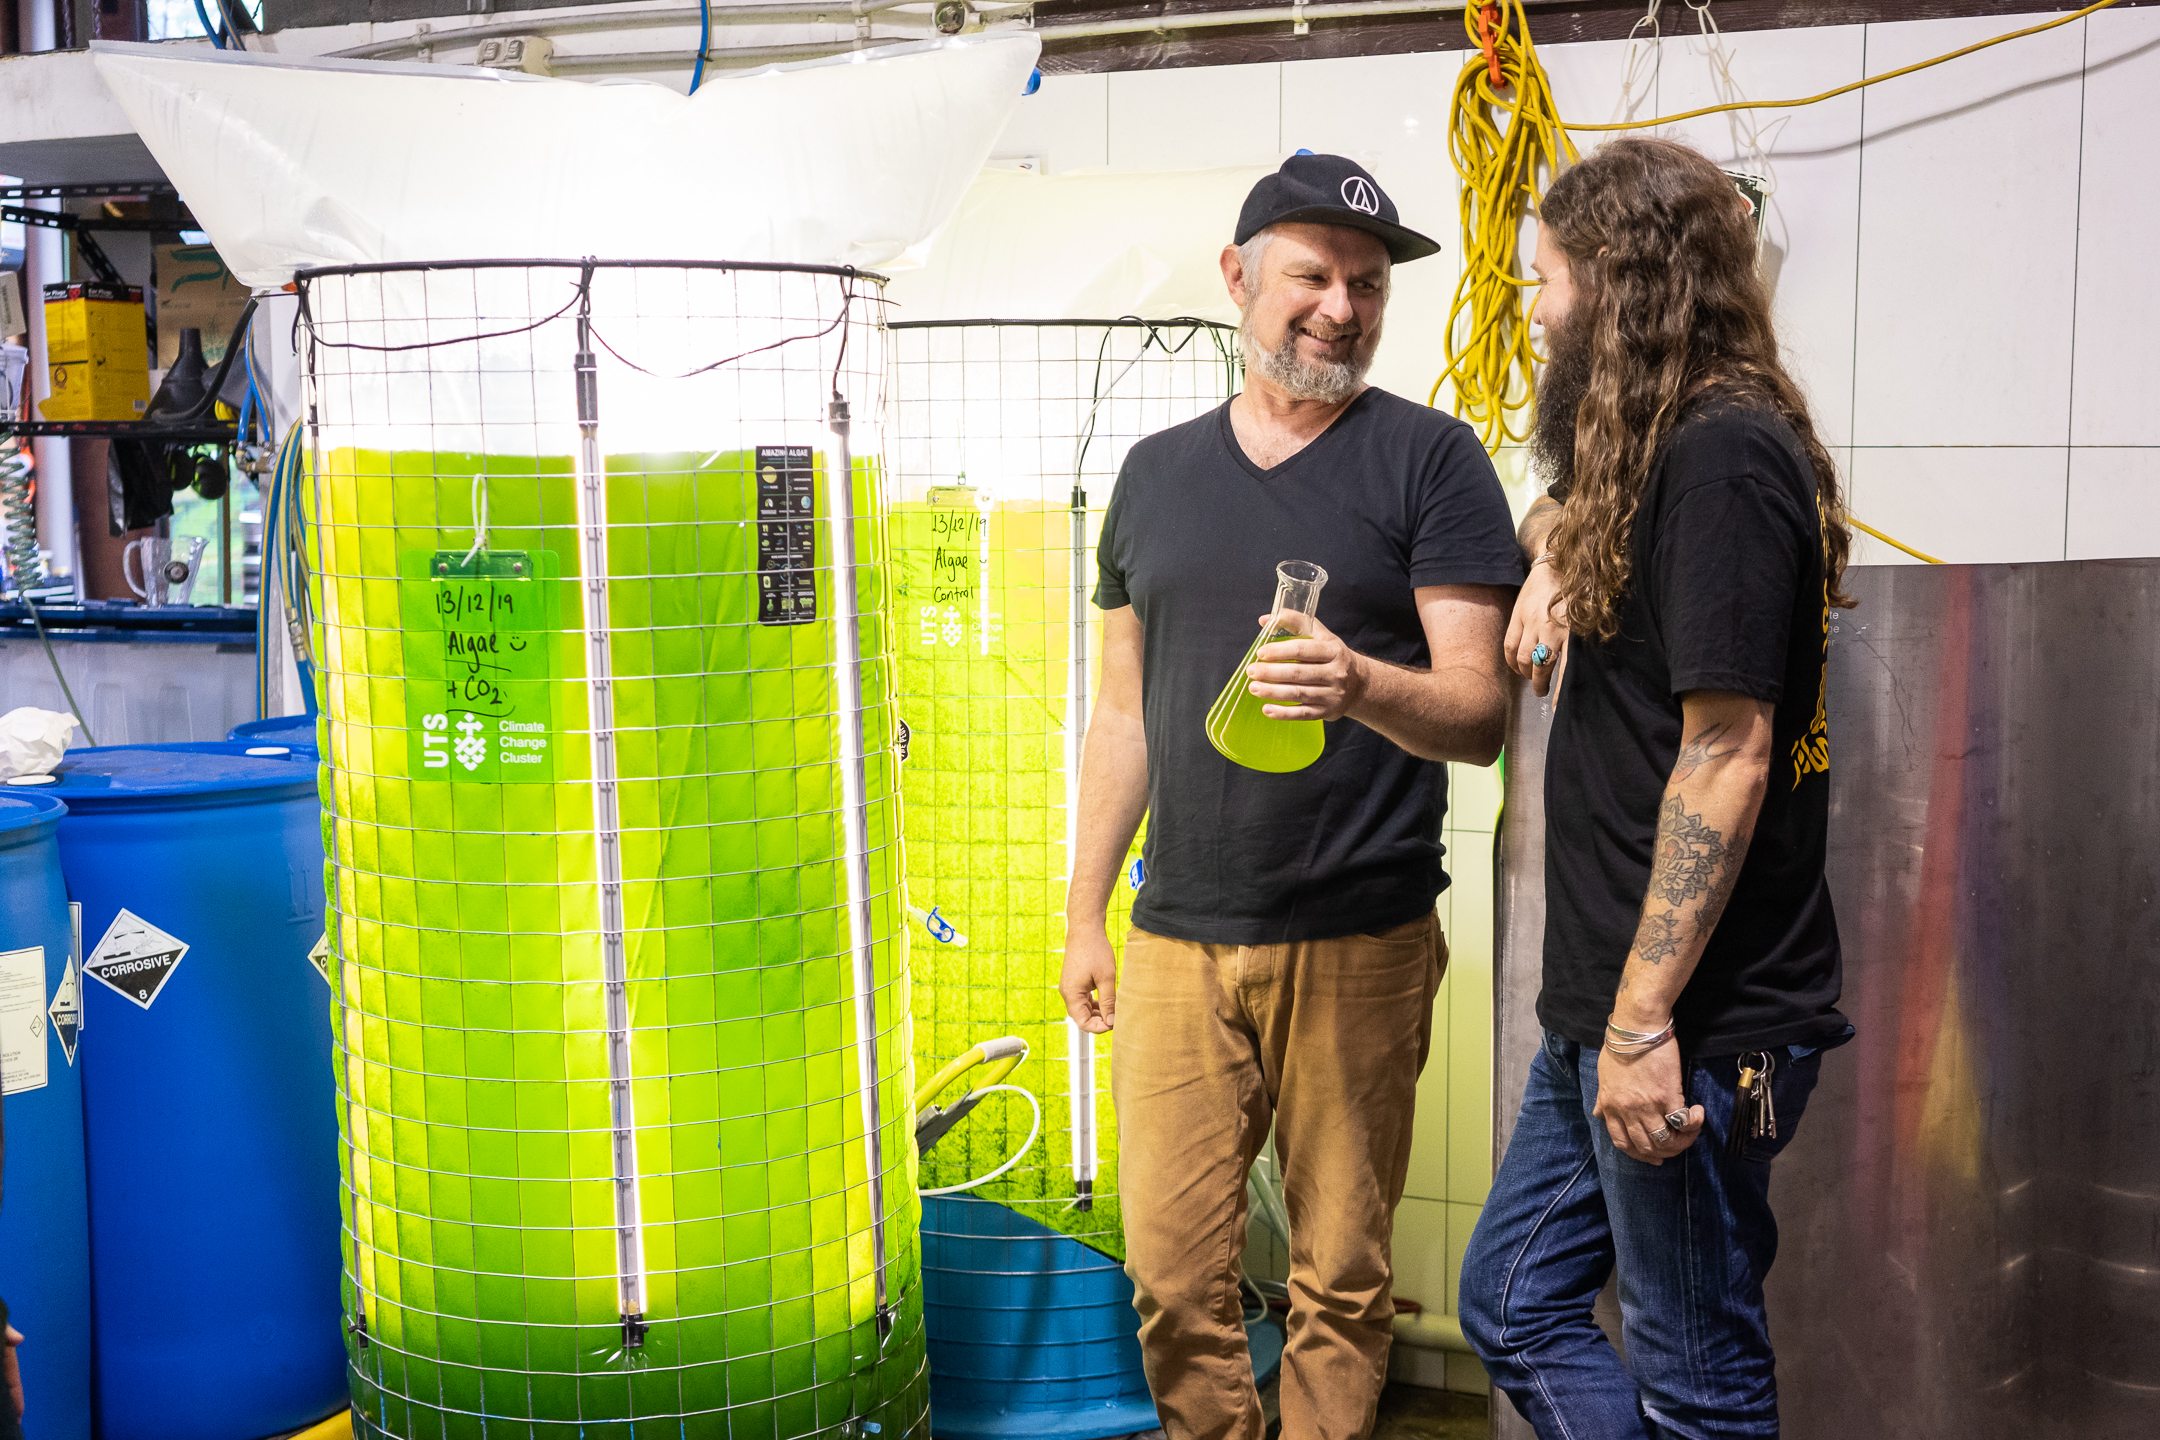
[316,447,926,1439]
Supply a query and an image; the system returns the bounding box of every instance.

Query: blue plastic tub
[0,788,92,1440]
[922,1196,1284,1439]
[227,713,320,756]
[48,743,343,1440]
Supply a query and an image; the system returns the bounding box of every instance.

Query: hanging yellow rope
[1431,0,1578,452]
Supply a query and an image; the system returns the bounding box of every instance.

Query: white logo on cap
[1341,176,1381,215]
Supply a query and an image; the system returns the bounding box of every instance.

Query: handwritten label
[896,496,1002,655]
[400,550,556,783]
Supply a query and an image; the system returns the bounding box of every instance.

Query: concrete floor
[1371,1384,1491,1439]
[1254,1382,1489,1440]
[1253,1344,1490,1440]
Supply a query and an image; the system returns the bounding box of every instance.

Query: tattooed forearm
[1672,720,1745,781]
[1630,826,1750,968]
[1610,696,1774,1022]
[1634,910,1685,967]
[1694,828,1752,936]
[1649,794,1729,906]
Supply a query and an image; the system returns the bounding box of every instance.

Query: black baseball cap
[1235,153,1440,265]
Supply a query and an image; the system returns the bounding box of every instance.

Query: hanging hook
[1479,4,1505,89]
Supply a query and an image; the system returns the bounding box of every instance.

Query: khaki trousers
[1113,913,1447,1440]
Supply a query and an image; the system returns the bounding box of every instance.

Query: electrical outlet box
[474,35,554,75]
[40,281,149,423]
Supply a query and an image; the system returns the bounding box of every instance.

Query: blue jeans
[1459,1030,1825,1439]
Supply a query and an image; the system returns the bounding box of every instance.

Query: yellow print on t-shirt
[1792,494,1832,788]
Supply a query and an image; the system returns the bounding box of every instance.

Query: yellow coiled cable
[1431,0,1577,452]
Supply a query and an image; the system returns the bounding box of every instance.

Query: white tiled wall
[995,7,2160,1391]
[1002,9,2160,569]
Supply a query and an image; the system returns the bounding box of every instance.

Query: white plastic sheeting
[884,164,1273,325]
[0,707,77,780]
[89,34,1042,286]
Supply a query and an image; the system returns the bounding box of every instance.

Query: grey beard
[1240,313,1379,404]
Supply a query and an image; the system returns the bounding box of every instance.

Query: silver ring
[1664,1110,1690,1131]
[1650,1127,1671,1143]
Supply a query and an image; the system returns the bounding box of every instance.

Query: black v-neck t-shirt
[1537,402,1847,1055]
[1095,387,1523,946]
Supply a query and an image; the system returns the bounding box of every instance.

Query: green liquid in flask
[1207,626,1325,772]
[1205,559,1329,774]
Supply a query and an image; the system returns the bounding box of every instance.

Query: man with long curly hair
[1458,137,1857,1437]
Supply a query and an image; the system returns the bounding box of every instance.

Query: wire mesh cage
[886,319,1240,1262]
[299,260,923,1440]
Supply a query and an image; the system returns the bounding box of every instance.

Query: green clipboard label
[400,550,557,783]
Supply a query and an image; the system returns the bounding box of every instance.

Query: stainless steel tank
[1490,559,2160,1440]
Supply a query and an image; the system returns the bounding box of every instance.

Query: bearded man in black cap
[1059,155,1525,1440]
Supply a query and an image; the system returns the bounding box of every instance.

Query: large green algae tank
[303,263,923,1439]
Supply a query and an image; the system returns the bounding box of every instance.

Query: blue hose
[192,0,227,48]
[690,0,709,92]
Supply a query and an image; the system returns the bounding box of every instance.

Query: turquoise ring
[1531,643,1553,667]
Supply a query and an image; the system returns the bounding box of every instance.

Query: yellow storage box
[40,281,149,422]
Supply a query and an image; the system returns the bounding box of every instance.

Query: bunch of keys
[1728,1050,1778,1157]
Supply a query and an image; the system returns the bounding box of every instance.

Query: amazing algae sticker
[400,549,559,782]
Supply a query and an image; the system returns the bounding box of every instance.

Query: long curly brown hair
[1541,137,1853,640]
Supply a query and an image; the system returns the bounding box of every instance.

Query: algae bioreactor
[299,261,921,1438]
[885,319,1276,1437]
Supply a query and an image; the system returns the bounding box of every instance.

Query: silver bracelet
[1605,1017,1676,1055]
[1530,552,1557,569]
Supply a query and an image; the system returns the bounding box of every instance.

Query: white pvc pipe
[1040,0,1464,42]
[329,0,1540,68]
[328,0,930,60]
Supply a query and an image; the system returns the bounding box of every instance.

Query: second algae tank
[888,319,1259,1437]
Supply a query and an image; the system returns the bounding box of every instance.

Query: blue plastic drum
[0,788,91,1440]
[48,743,343,1440]
[922,1196,1285,1439]
[227,713,321,756]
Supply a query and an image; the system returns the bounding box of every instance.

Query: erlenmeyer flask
[1206,559,1329,773]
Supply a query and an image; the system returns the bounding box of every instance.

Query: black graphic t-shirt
[1538,402,1847,1055]
[1095,388,1524,946]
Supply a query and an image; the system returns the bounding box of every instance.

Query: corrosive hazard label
[48,947,80,1066]
[83,909,190,1010]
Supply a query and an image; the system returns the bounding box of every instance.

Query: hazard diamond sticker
[306,931,330,985]
[83,909,190,1011]
[48,949,80,1065]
